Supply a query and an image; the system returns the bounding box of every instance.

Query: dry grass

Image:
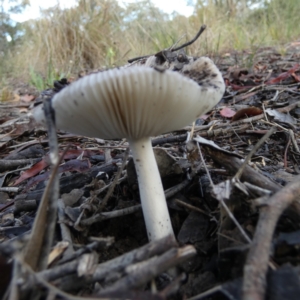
[2,0,300,88]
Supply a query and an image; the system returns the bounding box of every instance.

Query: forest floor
[0,40,300,300]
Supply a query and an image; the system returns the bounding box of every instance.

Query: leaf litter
[0,26,300,300]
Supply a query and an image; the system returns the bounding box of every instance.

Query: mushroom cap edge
[34,66,224,139]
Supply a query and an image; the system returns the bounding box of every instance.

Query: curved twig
[242,175,300,300]
[171,24,206,52]
[128,25,207,63]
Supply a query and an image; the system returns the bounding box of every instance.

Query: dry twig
[242,175,300,300]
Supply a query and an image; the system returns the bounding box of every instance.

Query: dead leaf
[13,149,99,185]
[234,91,259,103]
[12,93,20,102]
[231,107,262,122]
[11,117,37,137]
[154,148,179,177]
[291,72,300,82]
[61,149,100,160]
[266,109,297,125]
[62,189,84,206]
[229,82,255,91]
[48,241,69,266]
[23,159,91,191]
[265,64,300,84]
[18,108,29,113]
[220,107,236,118]
[20,94,36,102]
[77,252,98,277]
[14,159,49,185]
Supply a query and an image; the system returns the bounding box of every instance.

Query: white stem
[128,137,174,241]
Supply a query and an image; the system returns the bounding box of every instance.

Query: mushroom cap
[34,64,224,140]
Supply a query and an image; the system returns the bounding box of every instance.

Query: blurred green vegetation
[1,0,300,89]
[0,0,29,83]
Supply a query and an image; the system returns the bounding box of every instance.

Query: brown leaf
[11,117,37,137]
[14,159,49,185]
[227,81,255,91]
[291,72,300,82]
[23,159,91,191]
[62,149,100,160]
[13,149,98,185]
[265,64,300,84]
[231,107,263,122]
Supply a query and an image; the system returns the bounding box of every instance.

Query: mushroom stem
[128,137,174,241]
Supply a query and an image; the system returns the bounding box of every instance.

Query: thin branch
[171,24,206,52]
[128,25,207,63]
[219,198,252,244]
[97,148,129,212]
[196,141,251,244]
[234,127,276,180]
[242,175,300,300]
[80,205,141,226]
[174,198,212,218]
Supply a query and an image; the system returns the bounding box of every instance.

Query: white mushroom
[34,60,225,241]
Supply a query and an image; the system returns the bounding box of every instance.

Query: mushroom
[34,59,225,241]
